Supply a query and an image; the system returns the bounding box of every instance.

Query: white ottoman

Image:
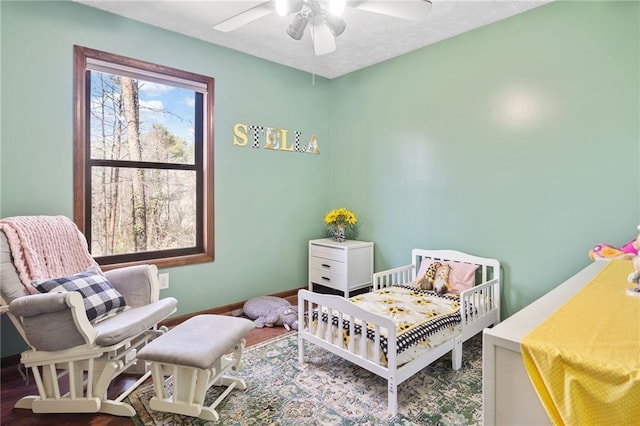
[137,314,254,421]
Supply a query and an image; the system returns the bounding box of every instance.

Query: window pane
[90,166,197,256]
[89,71,196,164]
[75,46,214,268]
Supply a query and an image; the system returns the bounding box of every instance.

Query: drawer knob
[321,264,331,268]
[322,276,331,281]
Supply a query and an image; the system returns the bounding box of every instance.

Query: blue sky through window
[90,71,195,147]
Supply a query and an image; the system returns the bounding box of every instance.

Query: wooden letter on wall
[233,123,319,155]
[233,123,248,147]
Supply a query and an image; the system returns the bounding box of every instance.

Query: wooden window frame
[73,45,214,269]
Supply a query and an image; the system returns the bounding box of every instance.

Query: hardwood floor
[1,325,291,425]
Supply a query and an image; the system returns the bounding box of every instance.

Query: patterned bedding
[310,285,463,365]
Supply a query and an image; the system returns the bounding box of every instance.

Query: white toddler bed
[297,249,501,415]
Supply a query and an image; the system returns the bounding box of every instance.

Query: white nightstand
[308,238,374,298]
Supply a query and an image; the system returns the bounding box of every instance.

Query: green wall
[329,1,640,317]
[0,0,331,357]
[1,1,639,357]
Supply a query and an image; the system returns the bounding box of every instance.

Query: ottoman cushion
[138,314,254,370]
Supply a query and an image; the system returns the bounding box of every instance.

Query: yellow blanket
[521,260,640,426]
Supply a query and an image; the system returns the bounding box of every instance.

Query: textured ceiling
[75,0,552,79]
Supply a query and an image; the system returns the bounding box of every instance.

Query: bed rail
[460,277,500,330]
[373,264,415,290]
[297,289,397,375]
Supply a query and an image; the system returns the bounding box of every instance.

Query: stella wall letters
[232,123,319,154]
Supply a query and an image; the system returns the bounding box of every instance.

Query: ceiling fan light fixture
[328,0,345,16]
[324,14,346,37]
[276,0,304,17]
[287,12,309,40]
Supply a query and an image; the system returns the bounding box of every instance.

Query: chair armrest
[104,264,159,308]
[10,292,73,317]
[9,292,96,351]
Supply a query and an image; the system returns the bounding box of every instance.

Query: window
[74,46,214,268]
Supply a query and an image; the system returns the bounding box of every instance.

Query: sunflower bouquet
[324,208,358,242]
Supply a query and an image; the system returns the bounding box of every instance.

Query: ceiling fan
[213,0,433,56]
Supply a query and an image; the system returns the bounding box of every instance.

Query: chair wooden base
[13,329,163,417]
[15,395,136,416]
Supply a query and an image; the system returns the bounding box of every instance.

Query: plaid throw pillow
[33,270,127,322]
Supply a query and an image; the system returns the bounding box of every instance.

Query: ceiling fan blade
[213,2,274,32]
[352,0,432,21]
[310,18,336,56]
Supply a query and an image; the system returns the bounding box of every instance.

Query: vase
[331,225,346,243]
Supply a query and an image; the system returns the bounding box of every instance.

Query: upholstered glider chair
[0,217,178,417]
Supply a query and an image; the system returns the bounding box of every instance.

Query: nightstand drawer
[309,255,347,276]
[309,244,346,262]
[309,268,346,291]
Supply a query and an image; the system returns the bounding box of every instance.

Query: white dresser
[308,238,374,297]
[482,261,607,426]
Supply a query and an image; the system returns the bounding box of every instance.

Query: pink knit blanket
[0,216,100,295]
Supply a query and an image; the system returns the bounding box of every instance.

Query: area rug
[129,332,483,425]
